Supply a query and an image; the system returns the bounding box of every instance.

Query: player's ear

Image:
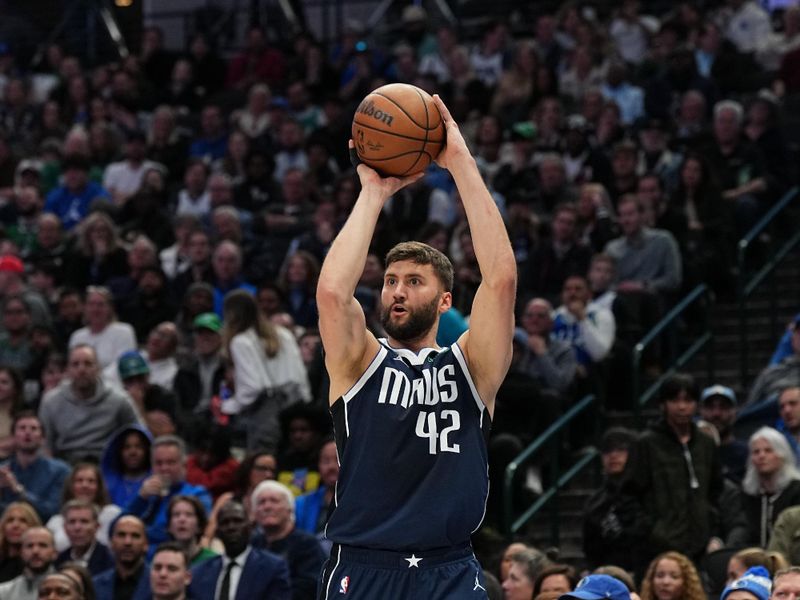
[439,291,452,313]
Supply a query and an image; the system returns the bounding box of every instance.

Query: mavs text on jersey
[325,338,491,550]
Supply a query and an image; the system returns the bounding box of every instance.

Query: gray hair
[251,480,295,523]
[151,435,187,460]
[714,100,744,125]
[742,426,800,495]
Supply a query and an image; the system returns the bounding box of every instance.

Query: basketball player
[315,94,516,599]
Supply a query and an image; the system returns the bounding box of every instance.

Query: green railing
[503,394,598,542]
[738,187,800,389]
[631,284,714,426]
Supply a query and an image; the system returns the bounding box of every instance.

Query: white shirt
[726,1,772,53]
[69,322,137,370]
[223,327,310,415]
[148,356,178,389]
[176,189,211,217]
[216,547,251,600]
[103,160,160,201]
[47,504,122,552]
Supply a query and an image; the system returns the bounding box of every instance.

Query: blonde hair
[222,289,280,358]
[641,552,706,600]
[0,502,42,558]
[732,547,789,577]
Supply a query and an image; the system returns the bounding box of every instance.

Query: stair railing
[631,284,715,426]
[503,394,598,542]
[737,187,800,389]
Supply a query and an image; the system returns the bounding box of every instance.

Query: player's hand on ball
[349,140,423,198]
[432,94,471,170]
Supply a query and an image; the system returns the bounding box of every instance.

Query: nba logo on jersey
[339,576,350,594]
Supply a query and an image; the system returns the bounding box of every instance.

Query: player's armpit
[318,290,381,403]
[457,278,516,415]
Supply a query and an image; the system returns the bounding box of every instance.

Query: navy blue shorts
[317,543,490,600]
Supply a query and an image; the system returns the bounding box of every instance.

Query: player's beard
[380,296,440,343]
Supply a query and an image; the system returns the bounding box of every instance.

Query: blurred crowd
[1,0,800,598]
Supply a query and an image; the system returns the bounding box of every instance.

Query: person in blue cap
[720,567,772,600]
[559,574,632,600]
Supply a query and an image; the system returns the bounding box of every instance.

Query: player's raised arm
[432,95,517,414]
[316,143,423,403]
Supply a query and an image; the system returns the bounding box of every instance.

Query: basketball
[351,83,445,177]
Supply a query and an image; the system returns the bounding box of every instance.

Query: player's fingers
[349,143,363,169]
[432,94,454,125]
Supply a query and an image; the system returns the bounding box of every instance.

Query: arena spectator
[209,242,256,316]
[741,426,800,546]
[558,574,630,600]
[165,496,216,566]
[0,412,69,522]
[0,254,51,328]
[226,25,286,92]
[516,298,577,398]
[92,515,150,600]
[294,437,337,550]
[114,351,178,438]
[126,435,211,551]
[624,374,722,561]
[47,463,121,553]
[0,296,33,372]
[522,204,591,304]
[188,500,290,600]
[43,155,109,231]
[39,345,139,462]
[0,526,56,599]
[639,551,706,600]
[501,547,548,600]
[220,290,310,452]
[250,480,325,599]
[534,564,577,595]
[54,500,113,575]
[102,131,160,206]
[173,312,224,419]
[552,275,616,373]
[185,422,238,501]
[0,501,42,583]
[747,332,800,406]
[700,385,748,483]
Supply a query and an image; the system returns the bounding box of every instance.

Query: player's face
[380,261,450,343]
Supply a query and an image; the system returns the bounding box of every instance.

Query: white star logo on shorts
[405,554,422,568]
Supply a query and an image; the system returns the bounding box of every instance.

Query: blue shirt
[0,454,70,521]
[44,182,111,230]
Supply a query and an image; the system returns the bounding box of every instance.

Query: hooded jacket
[101,424,153,508]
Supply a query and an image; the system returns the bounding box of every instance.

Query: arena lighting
[115,0,133,6]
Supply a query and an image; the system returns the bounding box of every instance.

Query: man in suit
[150,542,192,600]
[189,500,290,600]
[55,500,114,575]
[93,515,151,600]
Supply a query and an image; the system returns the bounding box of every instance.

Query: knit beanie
[721,567,772,600]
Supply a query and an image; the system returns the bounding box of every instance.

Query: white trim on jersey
[324,544,342,600]
[342,346,388,404]
[451,343,486,416]
[378,338,441,365]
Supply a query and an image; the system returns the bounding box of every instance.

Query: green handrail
[631,284,714,426]
[738,187,800,389]
[503,394,597,540]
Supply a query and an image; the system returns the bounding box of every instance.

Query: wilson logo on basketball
[357,100,394,126]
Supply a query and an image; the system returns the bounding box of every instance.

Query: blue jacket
[0,454,70,521]
[92,564,150,600]
[294,487,327,534]
[125,481,212,553]
[101,425,152,508]
[44,181,111,230]
[188,548,291,600]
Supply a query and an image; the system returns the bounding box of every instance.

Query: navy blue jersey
[325,339,491,551]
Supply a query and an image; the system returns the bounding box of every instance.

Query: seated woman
[742,426,800,547]
[0,501,41,582]
[47,463,121,552]
[640,551,706,600]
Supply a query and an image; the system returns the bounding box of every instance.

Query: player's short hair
[385,241,454,292]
